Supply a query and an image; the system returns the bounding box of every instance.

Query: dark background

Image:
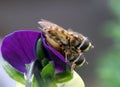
[0,0,113,87]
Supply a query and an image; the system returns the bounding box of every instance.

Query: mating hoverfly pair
[38,19,93,69]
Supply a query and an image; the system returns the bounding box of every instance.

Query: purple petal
[41,33,71,73]
[1,30,41,73]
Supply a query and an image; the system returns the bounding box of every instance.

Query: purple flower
[1,30,70,73]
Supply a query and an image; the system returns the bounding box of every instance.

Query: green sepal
[36,38,45,61]
[55,65,73,83]
[41,58,49,67]
[41,61,57,87]
[2,60,25,84]
[32,61,44,87]
[36,38,48,67]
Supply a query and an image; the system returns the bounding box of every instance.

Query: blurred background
[0,0,120,87]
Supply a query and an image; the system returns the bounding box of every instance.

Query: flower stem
[25,61,35,87]
[33,60,44,87]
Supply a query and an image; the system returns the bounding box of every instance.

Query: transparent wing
[38,19,65,30]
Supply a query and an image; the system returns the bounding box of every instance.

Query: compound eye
[75,54,85,67]
[80,38,90,52]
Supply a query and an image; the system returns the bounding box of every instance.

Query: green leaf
[55,65,73,83]
[2,60,42,87]
[2,60,25,84]
[41,61,54,78]
[41,61,57,87]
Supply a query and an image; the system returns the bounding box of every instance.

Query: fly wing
[38,19,65,31]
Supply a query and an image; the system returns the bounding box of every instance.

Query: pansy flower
[1,20,92,87]
[1,30,69,73]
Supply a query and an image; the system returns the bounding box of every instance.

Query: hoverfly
[38,19,94,69]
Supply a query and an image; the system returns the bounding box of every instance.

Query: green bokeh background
[97,0,120,87]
